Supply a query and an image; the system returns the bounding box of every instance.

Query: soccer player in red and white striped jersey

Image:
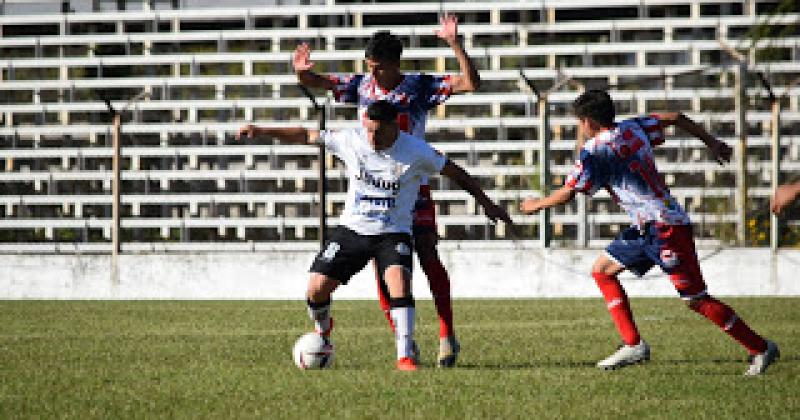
[522,90,779,375]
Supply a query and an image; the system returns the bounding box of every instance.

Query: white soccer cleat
[597,340,650,370]
[745,340,779,376]
[437,335,461,368]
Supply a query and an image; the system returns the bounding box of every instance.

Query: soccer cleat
[597,340,650,370]
[315,317,334,337]
[411,340,421,364]
[745,340,779,376]
[437,335,461,368]
[396,356,418,371]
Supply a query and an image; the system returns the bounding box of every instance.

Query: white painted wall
[2,242,799,299]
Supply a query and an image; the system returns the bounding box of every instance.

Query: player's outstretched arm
[236,124,320,145]
[435,14,480,93]
[520,185,576,215]
[440,160,512,224]
[293,43,336,90]
[771,181,800,215]
[652,112,732,165]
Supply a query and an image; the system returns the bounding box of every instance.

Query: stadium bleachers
[1,0,799,250]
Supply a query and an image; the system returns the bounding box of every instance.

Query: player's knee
[384,265,411,298]
[591,258,620,276]
[307,273,333,302]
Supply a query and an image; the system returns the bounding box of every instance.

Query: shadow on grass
[456,360,596,370]
[450,355,796,371]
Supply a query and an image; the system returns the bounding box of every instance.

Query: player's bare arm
[236,124,320,145]
[435,14,480,93]
[440,160,512,224]
[771,181,800,215]
[520,185,576,215]
[652,112,732,165]
[293,43,336,90]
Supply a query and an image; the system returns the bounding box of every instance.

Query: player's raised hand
[709,139,733,165]
[293,43,315,73]
[519,197,543,215]
[771,183,800,215]
[236,124,257,141]
[435,14,459,44]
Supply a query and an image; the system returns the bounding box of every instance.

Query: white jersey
[320,128,447,235]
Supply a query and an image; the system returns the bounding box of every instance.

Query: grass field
[0,298,797,419]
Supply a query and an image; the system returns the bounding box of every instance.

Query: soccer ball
[292,332,335,370]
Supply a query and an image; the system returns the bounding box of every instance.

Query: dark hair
[573,90,615,126]
[366,100,398,122]
[365,30,403,62]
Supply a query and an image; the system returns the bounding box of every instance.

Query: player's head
[365,31,402,77]
[365,100,399,150]
[573,90,615,136]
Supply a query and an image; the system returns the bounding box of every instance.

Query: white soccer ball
[292,332,335,370]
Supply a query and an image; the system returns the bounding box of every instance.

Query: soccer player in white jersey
[237,101,512,371]
[521,90,779,375]
[293,15,480,367]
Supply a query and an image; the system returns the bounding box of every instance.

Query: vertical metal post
[770,99,781,252]
[734,62,748,246]
[298,84,328,250]
[538,98,551,248]
[111,113,121,284]
[318,103,327,249]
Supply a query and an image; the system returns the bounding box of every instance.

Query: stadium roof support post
[718,38,748,246]
[111,112,121,286]
[735,61,748,247]
[297,84,327,250]
[538,97,551,249]
[520,67,587,248]
[99,89,149,285]
[519,69,554,248]
[770,97,780,252]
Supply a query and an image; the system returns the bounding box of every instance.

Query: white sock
[307,300,331,334]
[390,306,415,360]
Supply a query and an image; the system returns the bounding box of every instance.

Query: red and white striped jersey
[566,115,690,227]
[327,73,453,139]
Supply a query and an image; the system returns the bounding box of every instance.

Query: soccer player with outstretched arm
[292,15,480,367]
[237,101,512,371]
[521,90,779,375]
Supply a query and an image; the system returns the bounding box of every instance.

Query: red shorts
[411,184,437,233]
[606,223,707,300]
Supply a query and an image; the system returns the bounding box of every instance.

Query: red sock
[421,259,454,338]
[691,297,767,355]
[373,262,395,332]
[593,272,641,345]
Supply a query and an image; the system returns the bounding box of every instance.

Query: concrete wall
[2,242,799,299]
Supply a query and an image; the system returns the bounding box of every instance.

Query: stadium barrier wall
[2,242,799,299]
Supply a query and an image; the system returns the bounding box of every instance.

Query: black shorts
[309,226,414,285]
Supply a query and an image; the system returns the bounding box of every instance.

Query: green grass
[0,298,797,419]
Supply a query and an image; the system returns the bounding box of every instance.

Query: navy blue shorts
[605,223,707,300]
